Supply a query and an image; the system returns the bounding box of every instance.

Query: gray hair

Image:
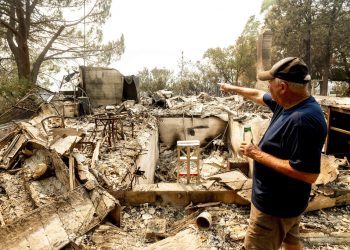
[276,78,308,88]
[287,81,309,89]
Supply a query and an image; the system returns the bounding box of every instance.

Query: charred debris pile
[0,86,349,249]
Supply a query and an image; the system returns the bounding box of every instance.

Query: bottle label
[243,126,254,143]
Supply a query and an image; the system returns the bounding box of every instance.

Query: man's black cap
[257,57,311,84]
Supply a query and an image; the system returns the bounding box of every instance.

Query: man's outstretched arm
[218,83,266,106]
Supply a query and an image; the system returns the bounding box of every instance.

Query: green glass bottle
[243,125,254,144]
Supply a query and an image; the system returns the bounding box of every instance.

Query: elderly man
[219,57,327,250]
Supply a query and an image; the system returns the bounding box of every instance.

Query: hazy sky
[104,0,263,75]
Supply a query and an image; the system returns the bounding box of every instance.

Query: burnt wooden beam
[109,183,250,207]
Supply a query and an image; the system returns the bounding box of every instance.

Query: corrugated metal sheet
[0,87,55,125]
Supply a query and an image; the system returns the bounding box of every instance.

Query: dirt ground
[69,203,350,249]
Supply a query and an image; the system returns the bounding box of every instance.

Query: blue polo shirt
[252,93,327,218]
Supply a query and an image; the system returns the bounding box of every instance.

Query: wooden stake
[69,154,75,191]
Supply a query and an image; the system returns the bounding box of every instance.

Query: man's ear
[279,81,289,94]
[280,81,288,90]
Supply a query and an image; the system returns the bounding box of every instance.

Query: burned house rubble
[0,83,350,249]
